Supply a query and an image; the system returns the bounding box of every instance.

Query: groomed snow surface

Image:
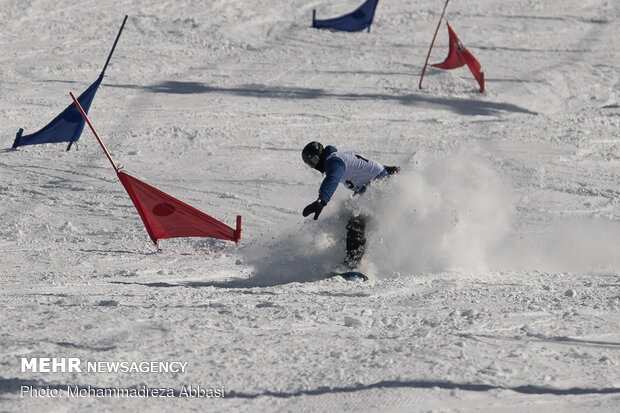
[1,0,619,411]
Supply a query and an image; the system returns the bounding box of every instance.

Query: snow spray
[240,214,347,285]
[363,147,516,275]
[364,146,620,275]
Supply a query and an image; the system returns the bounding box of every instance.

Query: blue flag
[312,0,379,32]
[12,74,103,149]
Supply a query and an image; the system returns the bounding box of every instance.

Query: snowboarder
[301,141,399,269]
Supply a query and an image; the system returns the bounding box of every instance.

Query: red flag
[432,22,485,92]
[117,171,241,244]
[69,91,242,248]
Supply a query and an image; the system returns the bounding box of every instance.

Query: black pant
[346,215,366,267]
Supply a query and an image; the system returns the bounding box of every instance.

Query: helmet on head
[302,141,324,169]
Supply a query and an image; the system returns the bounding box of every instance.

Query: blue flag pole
[100,15,128,78]
[66,15,127,151]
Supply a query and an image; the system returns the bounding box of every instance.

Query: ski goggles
[304,154,320,169]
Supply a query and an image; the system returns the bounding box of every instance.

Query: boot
[345,215,366,269]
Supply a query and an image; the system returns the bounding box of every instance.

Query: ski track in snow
[1,0,619,412]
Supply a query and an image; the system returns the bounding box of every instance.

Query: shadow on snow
[108,80,537,117]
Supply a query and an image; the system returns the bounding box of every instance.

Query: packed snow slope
[1,0,619,412]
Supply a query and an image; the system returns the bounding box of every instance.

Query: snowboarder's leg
[345,215,366,268]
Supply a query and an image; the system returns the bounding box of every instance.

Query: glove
[302,199,326,221]
[385,165,400,175]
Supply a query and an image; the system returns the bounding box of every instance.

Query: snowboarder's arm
[318,157,345,203]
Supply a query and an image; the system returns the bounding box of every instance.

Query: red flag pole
[69,92,120,173]
[419,0,451,89]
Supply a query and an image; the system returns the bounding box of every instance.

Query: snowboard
[330,271,368,281]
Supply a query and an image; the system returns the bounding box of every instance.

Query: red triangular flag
[117,171,241,244]
[68,91,242,248]
[432,22,485,92]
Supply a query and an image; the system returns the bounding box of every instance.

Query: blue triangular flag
[312,0,379,32]
[13,75,103,149]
